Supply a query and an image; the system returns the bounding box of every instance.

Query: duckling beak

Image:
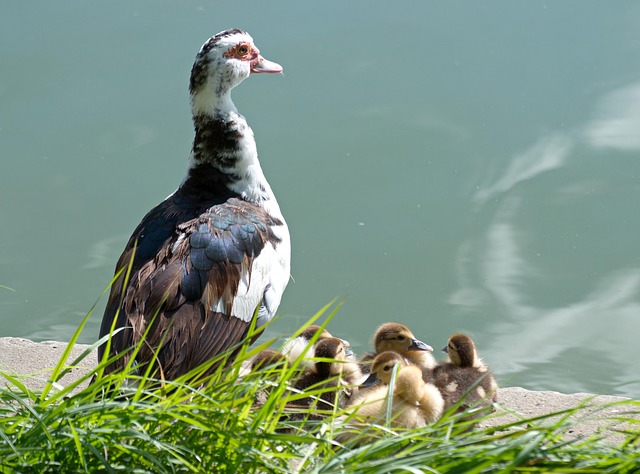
[408,338,433,352]
[441,344,448,354]
[361,372,380,388]
[345,347,354,357]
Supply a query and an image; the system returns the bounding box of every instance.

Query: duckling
[360,322,436,374]
[359,351,407,388]
[291,337,352,414]
[348,365,444,429]
[281,325,333,364]
[251,349,289,371]
[394,365,445,425]
[433,333,498,415]
[249,349,290,406]
[282,325,362,387]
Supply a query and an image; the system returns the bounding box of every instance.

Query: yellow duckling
[433,333,498,414]
[349,364,444,429]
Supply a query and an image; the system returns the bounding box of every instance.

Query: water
[2,1,640,397]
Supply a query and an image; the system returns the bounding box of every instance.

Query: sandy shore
[1,337,636,442]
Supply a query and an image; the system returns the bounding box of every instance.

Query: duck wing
[99,196,285,379]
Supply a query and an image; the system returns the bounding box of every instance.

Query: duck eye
[233,43,252,59]
[397,335,405,341]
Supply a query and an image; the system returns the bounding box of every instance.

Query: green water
[2,1,640,397]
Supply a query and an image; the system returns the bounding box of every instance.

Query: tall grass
[1,301,639,473]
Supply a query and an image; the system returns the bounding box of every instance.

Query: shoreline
[1,337,636,442]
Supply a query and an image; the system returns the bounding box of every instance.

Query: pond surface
[2,1,640,397]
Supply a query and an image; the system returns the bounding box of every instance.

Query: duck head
[189,28,282,117]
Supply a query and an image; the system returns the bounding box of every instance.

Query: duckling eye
[397,335,406,341]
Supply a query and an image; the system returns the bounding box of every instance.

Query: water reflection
[83,235,128,270]
[586,81,640,151]
[473,135,572,205]
[451,81,640,396]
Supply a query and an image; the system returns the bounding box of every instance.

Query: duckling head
[251,349,288,372]
[301,325,352,353]
[282,324,335,363]
[373,322,433,355]
[362,351,406,387]
[313,337,350,378]
[299,324,332,341]
[442,333,479,368]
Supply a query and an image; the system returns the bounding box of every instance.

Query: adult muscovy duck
[98,29,290,380]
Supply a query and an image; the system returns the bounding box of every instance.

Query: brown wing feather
[99,196,281,380]
[137,303,250,380]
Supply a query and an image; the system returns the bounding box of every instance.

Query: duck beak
[408,338,433,352]
[441,345,449,354]
[345,347,354,358]
[361,372,380,388]
[250,55,283,74]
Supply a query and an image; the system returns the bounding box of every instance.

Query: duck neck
[178,105,278,212]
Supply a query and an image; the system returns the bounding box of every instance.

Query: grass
[1,301,639,473]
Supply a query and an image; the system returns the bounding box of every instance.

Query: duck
[290,338,354,415]
[97,29,290,381]
[359,322,436,374]
[347,364,444,429]
[432,333,498,415]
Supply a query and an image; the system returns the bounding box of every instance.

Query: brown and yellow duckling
[360,322,436,374]
[281,324,333,365]
[251,349,289,372]
[291,337,356,415]
[283,325,361,385]
[433,333,498,415]
[249,349,290,406]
